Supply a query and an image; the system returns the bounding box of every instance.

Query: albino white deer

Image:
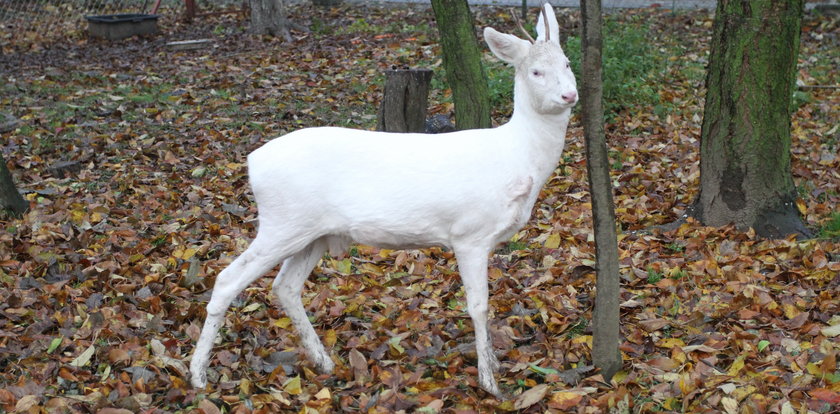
[189,3,577,398]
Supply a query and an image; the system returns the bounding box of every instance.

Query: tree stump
[377,69,433,133]
[1,153,28,218]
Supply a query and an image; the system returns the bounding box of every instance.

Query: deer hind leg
[190,229,312,388]
[271,236,338,374]
[454,244,503,398]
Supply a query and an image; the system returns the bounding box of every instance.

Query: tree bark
[430,0,492,130]
[692,0,810,238]
[581,0,622,381]
[250,0,293,41]
[1,153,28,218]
[377,69,433,133]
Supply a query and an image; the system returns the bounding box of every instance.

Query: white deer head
[484,4,577,117]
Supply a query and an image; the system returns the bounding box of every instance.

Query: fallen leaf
[721,396,738,414]
[283,376,302,395]
[809,388,840,404]
[548,391,583,410]
[197,399,222,414]
[514,384,548,410]
[70,345,95,367]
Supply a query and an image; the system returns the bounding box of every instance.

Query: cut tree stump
[377,68,433,133]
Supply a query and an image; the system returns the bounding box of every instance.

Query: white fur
[189,3,577,398]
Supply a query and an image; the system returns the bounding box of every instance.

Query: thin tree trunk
[1,153,28,218]
[692,0,809,238]
[430,0,491,130]
[581,0,622,381]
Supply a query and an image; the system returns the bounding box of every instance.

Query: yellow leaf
[324,329,337,347]
[783,303,801,320]
[727,354,746,376]
[672,347,687,364]
[795,198,807,215]
[679,373,694,395]
[314,387,331,400]
[544,234,561,249]
[806,362,823,376]
[612,370,628,383]
[731,385,756,402]
[657,338,685,349]
[274,317,291,329]
[336,258,353,274]
[283,376,302,395]
[571,335,593,347]
[181,248,197,261]
[663,397,680,410]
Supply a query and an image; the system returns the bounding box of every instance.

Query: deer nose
[562,91,577,103]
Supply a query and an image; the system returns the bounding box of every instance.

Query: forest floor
[0,3,838,413]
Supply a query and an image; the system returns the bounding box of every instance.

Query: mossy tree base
[692,0,811,239]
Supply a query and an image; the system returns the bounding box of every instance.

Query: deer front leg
[454,245,502,398]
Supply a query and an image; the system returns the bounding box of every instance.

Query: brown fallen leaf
[96,409,135,414]
[197,398,222,414]
[514,384,549,410]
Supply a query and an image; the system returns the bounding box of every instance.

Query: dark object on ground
[425,114,455,134]
[1,153,28,218]
[48,160,82,179]
[0,113,19,133]
[86,14,159,40]
[312,0,343,6]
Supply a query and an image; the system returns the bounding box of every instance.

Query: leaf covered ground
[1,3,839,413]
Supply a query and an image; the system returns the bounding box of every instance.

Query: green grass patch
[565,16,663,119]
[817,212,840,240]
[485,59,514,114]
[646,266,663,284]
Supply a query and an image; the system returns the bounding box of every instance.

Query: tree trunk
[1,153,28,218]
[430,0,491,130]
[377,69,433,133]
[250,0,292,41]
[692,0,810,238]
[581,0,622,381]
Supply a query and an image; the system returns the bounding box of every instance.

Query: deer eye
[531,69,542,77]
[565,61,570,69]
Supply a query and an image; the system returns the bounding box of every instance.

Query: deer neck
[506,88,572,178]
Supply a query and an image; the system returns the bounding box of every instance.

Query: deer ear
[536,3,560,45]
[484,27,530,64]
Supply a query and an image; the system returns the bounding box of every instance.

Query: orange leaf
[810,388,840,404]
[548,391,583,410]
